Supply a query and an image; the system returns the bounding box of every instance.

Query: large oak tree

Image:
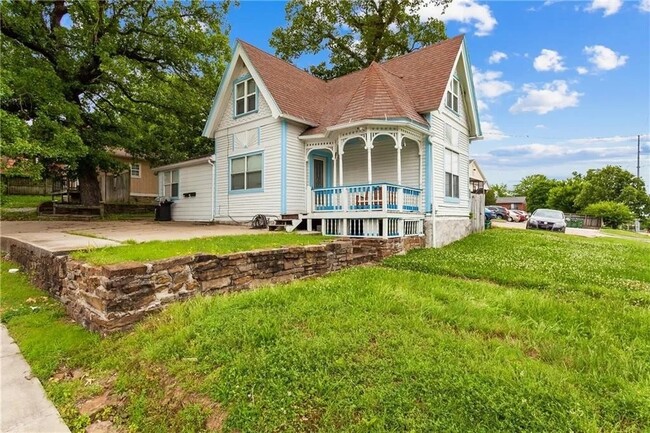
[1,0,231,204]
[270,0,451,80]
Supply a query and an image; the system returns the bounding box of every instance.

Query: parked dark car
[485,207,496,220]
[486,205,508,220]
[526,208,567,233]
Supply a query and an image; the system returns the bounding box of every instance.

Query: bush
[583,201,634,228]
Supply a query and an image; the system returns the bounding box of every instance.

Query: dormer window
[235,77,257,116]
[446,77,459,113]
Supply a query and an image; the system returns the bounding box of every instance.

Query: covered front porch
[303,125,427,238]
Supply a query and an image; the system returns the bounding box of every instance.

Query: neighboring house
[496,196,527,211]
[469,159,489,193]
[98,150,158,203]
[166,34,482,247]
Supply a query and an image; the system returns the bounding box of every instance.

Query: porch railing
[312,183,421,214]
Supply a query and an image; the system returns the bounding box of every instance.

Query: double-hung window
[162,170,179,198]
[231,153,262,191]
[130,163,141,178]
[235,78,257,116]
[446,77,459,113]
[444,149,460,198]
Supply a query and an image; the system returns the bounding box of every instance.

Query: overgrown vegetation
[71,233,328,265]
[0,194,50,208]
[2,229,649,432]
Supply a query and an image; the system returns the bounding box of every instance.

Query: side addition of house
[167,35,482,247]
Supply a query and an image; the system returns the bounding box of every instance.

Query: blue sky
[227,0,650,189]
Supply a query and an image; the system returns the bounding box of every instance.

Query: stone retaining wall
[2,236,424,334]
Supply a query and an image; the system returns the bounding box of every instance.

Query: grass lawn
[0,194,50,208]
[71,233,329,265]
[2,229,649,432]
[600,228,650,240]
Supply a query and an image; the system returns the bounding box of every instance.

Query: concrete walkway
[0,325,70,432]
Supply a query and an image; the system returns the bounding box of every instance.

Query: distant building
[469,159,489,193]
[496,196,527,211]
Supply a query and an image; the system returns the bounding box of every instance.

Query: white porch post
[396,131,403,185]
[338,138,344,186]
[332,153,337,187]
[366,132,373,184]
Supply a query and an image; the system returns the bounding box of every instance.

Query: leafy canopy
[583,201,634,229]
[270,0,450,80]
[1,0,231,203]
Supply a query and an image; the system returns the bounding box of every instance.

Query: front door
[313,158,325,189]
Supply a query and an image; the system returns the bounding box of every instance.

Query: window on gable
[230,153,263,191]
[444,149,460,198]
[235,78,257,116]
[130,163,141,178]
[446,77,459,113]
[162,170,179,198]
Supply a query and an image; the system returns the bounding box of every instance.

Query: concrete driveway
[491,220,605,238]
[1,220,262,253]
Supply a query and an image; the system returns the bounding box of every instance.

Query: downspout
[208,155,215,222]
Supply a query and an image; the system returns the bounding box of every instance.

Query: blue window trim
[232,74,259,119]
[444,147,460,200]
[445,76,460,116]
[443,197,461,204]
[228,150,264,194]
[308,150,333,188]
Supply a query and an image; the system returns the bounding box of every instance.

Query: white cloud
[477,99,489,112]
[576,66,589,75]
[479,114,507,140]
[641,0,650,12]
[584,45,628,70]
[472,67,513,99]
[510,80,582,115]
[533,49,566,72]
[586,0,623,16]
[488,51,508,64]
[535,124,546,129]
[420,0,497,37]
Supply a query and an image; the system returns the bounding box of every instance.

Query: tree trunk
[78,160,102,206]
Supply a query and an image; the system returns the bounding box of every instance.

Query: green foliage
[489,183,510,198]
[0,194,50,208]
[270,0,450,79]
[513,174,558,213]
[575,166,650,218]
[484,188,497,205]
[4,229,650,431]
[583,201,635,229]
[1,0,232,203]
[546,173,584,213]
[71,233,328,265]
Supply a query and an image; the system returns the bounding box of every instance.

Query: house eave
[300,118,431,141]
[153,156,214,173]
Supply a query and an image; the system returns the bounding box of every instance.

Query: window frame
[233,76,258,118]
[444,148,460,199]
[130,162,141,178]
[229,151,264,193]
[162,169,179,199]
[446,76,460,114]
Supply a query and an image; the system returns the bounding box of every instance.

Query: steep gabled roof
[239,41,328,126]
[203,34,479,138]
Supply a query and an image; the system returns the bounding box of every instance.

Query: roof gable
[203,35,481,139]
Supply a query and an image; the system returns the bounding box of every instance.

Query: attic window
[235,77,257,116]
[446,77,459,113]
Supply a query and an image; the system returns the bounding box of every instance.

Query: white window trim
[444,148,460,199]
[162,169,179,199]
[234,77,257,117]
[446,77,460,114]
[229,152,263,192]
[130,163,141,178]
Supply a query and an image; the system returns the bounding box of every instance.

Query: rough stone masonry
[2,236,423,334]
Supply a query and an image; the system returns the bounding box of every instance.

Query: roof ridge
[382,34,464,66]
[237,39,326,84]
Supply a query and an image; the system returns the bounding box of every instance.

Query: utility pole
[638,134,641,179]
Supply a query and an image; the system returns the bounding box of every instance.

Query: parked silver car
[526,209,566,233]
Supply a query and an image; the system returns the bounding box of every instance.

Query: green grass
[2,229,649,432]
[71,233,329,265]
[601,228,650,240]
[0,194,50,208]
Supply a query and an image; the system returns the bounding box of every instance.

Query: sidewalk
[0,325,70,433]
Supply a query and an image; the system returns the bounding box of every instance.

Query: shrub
[583,201,634,228]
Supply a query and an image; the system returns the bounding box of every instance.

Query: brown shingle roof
[238,35,465,135]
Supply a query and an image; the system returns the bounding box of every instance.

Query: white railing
[312,183,421,214]
[319,216,423,238]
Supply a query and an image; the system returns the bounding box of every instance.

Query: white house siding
[341,141,368,185]
[214,118,282,222]
[286,122,308,214]
[160,163,213,221]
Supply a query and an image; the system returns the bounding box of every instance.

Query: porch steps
[268,214,305,233]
